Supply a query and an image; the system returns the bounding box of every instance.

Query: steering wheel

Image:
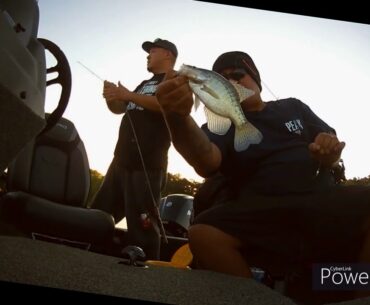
[38,38,72,134]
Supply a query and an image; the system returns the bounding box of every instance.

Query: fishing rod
[77,61,105,82]
[77,61,168,244]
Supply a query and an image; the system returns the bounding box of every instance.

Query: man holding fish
[155,50,370,287]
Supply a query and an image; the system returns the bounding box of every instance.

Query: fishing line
[124,111,168,244]
[242,59,279,100]
[77,61,168,244]
[77,61,105,82]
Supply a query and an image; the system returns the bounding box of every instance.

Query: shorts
[89,158,167,259]
[193,185,370,273]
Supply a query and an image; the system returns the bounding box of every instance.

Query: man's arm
[156,73,221,177]
[103,80,161,113]
[126,90,161,112]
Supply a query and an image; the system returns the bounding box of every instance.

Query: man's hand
[308,132,345,167]
[117,81,132,101]
[156,71,194,117]
[102,80,128,114]
[156,71,221,177]
[103,80,131,102]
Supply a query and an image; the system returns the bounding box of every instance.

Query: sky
[37,0,370,182]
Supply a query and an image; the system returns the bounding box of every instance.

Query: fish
[177,64,263,152]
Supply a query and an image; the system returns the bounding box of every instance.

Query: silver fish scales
[178,64,263,152]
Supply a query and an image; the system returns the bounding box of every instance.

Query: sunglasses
[221,68,248,81]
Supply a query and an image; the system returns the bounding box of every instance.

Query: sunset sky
[38,0,370,182]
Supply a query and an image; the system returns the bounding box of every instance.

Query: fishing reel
[119,245,147,267]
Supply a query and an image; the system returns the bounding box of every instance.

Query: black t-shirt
[114,74,170,170]
[201,98,336,195]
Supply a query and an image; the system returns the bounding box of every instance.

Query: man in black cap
[90,38,177,260]
[155,50,370,301]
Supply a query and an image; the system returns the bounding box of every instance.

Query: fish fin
[200,84,220,100]
[229,80,255,103]
[204,107,231,135]
[194,95,201,111]
[234,122,263,152]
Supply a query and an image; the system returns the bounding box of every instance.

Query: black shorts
[89,158,166,223]
[193,185,370,273]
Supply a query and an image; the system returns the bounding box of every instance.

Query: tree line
[1,169,369,202]
[87,169,370,204]
[87,170,202,203]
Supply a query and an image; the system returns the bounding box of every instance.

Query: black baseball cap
[142,38,178,58]
[212,51,262,91]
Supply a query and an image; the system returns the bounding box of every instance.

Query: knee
[188,224,212,259]
[188,224,209,248]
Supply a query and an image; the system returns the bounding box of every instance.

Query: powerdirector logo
[313,263,370,290]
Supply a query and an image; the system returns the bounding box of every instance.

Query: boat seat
[0,115,115,248]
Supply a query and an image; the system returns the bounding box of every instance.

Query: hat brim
[142,41,156,53]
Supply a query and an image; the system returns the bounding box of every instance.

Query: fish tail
[234,122,263,152]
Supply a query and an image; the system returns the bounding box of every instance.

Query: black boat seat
[1,192,114,246]
[0,116,115,247]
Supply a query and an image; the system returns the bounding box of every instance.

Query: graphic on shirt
[127,80,159,111]
[285,119,304,135]
[137,82,158,95]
